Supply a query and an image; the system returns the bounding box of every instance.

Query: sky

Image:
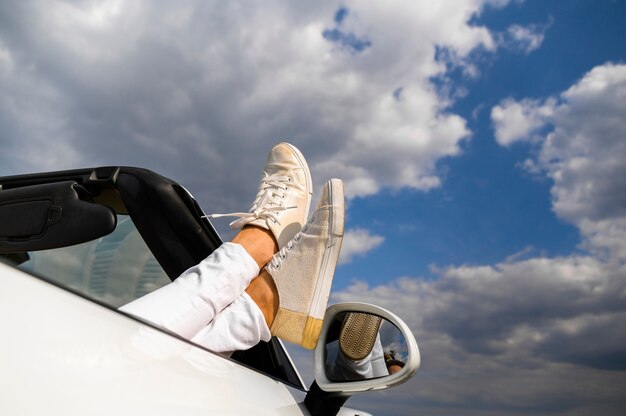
[1,1,626,415]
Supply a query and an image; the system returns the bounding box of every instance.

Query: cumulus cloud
[540,64,626,227]
[339,228,385,264]
[490,97,555,146]
[332,64,626,414]
[333,256,626,414]
[493,63,626,258]
[1,0,506,214]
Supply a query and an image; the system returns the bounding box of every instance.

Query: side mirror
[305,302,420,416]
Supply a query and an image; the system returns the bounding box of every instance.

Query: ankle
[232,226,279,269]
[246,271,279,328]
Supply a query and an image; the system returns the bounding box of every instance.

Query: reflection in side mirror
[312,302,420,395]
[325,312,408,382]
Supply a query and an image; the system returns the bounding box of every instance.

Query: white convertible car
[0,167,420,415]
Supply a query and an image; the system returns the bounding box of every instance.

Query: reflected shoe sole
[339,312,383,361]
[268,178,345,349]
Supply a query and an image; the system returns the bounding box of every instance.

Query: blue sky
[336,0,626,287]
[1,1,626,415]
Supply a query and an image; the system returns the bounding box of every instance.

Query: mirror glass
[324,311,409,382]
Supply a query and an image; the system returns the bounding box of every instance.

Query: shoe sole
[272,178,344,349]
[339,312,383,361]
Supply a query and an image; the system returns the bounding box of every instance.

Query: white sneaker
[266,178,345,349]
[209,142,312,249]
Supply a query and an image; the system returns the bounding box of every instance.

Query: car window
[18,215,171,308]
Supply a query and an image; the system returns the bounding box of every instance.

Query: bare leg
[245,270,279,328]
[232,225,278,328]
[232,225,278,269]
[233,225,280,327]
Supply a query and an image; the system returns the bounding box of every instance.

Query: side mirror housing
[305,302,420,416]
[314,302,420,392]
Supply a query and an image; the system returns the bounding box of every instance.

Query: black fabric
[0,181,116,252]
[0,200,50,237]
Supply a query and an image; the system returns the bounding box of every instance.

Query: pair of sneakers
[211,143,344,349]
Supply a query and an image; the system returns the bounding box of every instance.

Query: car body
[0,167,416,415]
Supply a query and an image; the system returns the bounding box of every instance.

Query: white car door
[0,262,309,416]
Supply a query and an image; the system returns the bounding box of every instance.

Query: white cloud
[504,23,547,53]
[490,97,555,146]
[339,228,385,264]
[333,63,626,413]
[540,64,626,232]
[0,0,506,207]
[485,0,524,8]
[332,254,626,414]
[493,63,626,259]
[493,19,551,56]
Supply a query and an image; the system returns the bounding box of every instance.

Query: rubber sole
[339,312,383,361]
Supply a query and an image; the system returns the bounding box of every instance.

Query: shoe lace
[204,173,296,229]
[268,218,312,269]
